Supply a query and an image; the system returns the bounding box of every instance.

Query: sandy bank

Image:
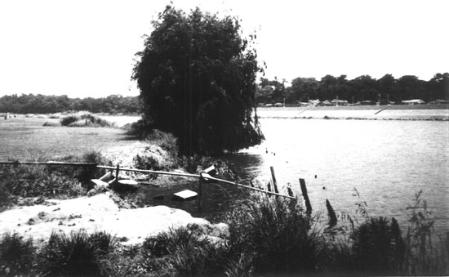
[0,192,226,245]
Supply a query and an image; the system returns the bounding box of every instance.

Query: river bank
[256,105,449,121]
[1,117,448,275]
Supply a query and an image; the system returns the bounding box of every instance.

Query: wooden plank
[174,189,198,200]
[270,166,279,193]
[90,179,108,188]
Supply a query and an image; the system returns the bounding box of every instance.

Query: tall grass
[38,231,115,276]
[403,190,449,275]
[0,189,447,276]
[0,151,108,208]
[0,233,35,276]
[226,197,325,274]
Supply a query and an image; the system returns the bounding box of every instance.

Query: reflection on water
[227,118,449,233]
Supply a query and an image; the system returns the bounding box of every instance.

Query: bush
[60,115,79,126]
[38,231,115,276]
[0,233,35,276]
[125,119,154,138]
[140,226,227,276]
[403,190,448,275]
[0,182,12,209]
[57,151,109,186]
[351,217,405,274]
[60,113,112,127]
[0,165,86,202]
[226,197,323,274]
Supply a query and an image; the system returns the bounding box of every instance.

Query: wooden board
[173,189,198,200]
[90,179,109,188]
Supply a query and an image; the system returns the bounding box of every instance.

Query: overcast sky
[0,0,448,98]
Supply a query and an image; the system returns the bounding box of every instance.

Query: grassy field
[0,115,139,161]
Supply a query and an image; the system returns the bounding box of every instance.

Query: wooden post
[326,199,337,227]
[299,178,312,215]
[270,166,279,193]
[198,174,203,213]
[115,164,120,182]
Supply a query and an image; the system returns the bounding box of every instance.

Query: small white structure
[174,189,198,200]
[401,99,425,105]
[308,99,320,106]
[331,99,349,106]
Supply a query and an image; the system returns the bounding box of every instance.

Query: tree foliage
[0,94,140,114]
[133,6,263,155]
[257,73,449,104]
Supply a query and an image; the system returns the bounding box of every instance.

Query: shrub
[60,115,79,126]
[60,113,112,127]
[0,182,12,209]
[58,151,109,186]
[38,231,115,276]
[126,119,154,138]
[403,190,448,275]
[133,153,163,171]
[226,197,323,274]
[80,113,112,127]
[351,217,405,274]
[0,233,35,276]
[0,165,86,201]
[140,226,227,276]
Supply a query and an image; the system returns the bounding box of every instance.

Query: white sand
[0,193,215,245]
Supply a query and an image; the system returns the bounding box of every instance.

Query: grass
[0,151,109,209]
[226,197,324,274]
[0,233,35,276]
[38,231,116,276]
[0,193,448,276]
[0,116,135,161]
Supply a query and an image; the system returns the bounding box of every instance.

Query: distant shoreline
[258,103,449,110]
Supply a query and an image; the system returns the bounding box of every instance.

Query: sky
[0,0,448,98]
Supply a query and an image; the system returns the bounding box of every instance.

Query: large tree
[133,6,263,155]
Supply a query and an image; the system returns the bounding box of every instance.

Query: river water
[225,108,449,233]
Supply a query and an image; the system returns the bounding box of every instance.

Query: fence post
[115,164,120,182]
[326,199,337,227]
[198,174,203,213]
[299,178,312,215]
[270,166,279,193]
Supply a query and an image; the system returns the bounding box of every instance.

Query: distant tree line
[0,94,140,114]
[257,73,449,104]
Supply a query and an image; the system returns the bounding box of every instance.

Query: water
[226,112,449,233]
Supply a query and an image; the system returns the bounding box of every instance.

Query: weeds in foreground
[226,197,325,274]
[0,164,85,205]
[38,231,115,277]
[403,190,449,275]
[0,233,35,276]
[0,151,109,208]
[0,191,448,276]
[351,217,405,274]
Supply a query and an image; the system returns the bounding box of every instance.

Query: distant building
[320,100,332,106]
[308,99,320,106]
[428,99,449,104]
[331,99,349,106]
[401,99,425,105]
[360,100,374,105]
